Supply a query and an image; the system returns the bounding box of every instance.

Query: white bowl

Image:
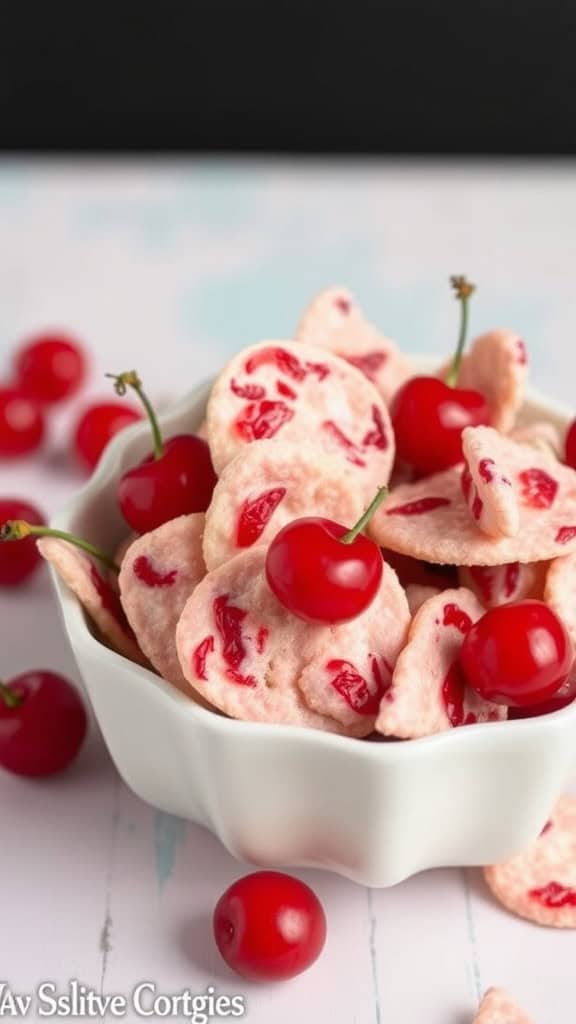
[49,362,576,887]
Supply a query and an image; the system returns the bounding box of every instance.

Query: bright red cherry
[390,275,490,476]
[0,387,45,457]
[0,671,87,776]
[14,332,87,404]
[565,418,576,470]
[73,400,142,472]
[0,499,46,585]
[459,600,574,707]
[266,488,386,624]
[213,871,327,981]
[109,371,217,533]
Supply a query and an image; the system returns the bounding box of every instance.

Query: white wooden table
[1,160,575,1023]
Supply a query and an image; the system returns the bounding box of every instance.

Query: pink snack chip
[484,795,576,928]
[203,438,365,571]
[119,514,208,699]
[206,340,395,502]
[458,561,548,609]
[370,433,576,565]
[461,426,519,538]
[375,587,507,738]
[544,551,576,645]
[473,988,534,1024]
[175,548,409,736]
[510,420,563,460]
[37,537,146,666]
[295,287,412,404]
[405,583,441,615]
[440,329,528,432]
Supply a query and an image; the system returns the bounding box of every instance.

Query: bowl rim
[49,360,576,762]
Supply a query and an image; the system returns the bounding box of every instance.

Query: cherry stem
[0,521,119,574]
[0,681,22,709]
[106,371,164,460]
[446,275,476,388]
[340,486,389,545]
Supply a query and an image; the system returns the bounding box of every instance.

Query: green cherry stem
[446,274,476,388]
[0,681,22,709]
[340,486,389,545]
[0,521,119,574]
[106,370,164,460]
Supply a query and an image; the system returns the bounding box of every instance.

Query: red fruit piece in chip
[375,588,506,738]
[202,439,365,571]
[439,329,528,432]
[461,426,519,538]
[119,514,209,700]
[458,561,548,608]
[206,340,395,503]
[37,537,146,667]
[483,795,576,928]
[472,987,534,1023]
[295,287,413,404]
[369,433,576,565]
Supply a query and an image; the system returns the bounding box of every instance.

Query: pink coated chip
[458,561,548,608]
[375,588,506,738]
[176,548,409,736]
[295,287,413,404]
[37,537,147,667]
[484,795,576,928]
[510,420,563,460]
[202,438,365,571]
[119,514,208,699]
[544,551,576,646]
[405,583,441,615]
[440,329,528,432]
[473,988,534,1023]
[461,426,519,538]
[196,419,209,440]
[370,433,576,565]
[206,340,395,503]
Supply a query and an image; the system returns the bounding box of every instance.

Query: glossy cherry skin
[0,498,46,585]
[390,376,490,476]
[0,387,45,457]
[14,333,87,404]
[565,418,576,469]
[213,871,327,982]
[74,401,142,472]
[459,600,574,707]
[0,671,87,776]
[118,434,218,533]
[266,517,383,624]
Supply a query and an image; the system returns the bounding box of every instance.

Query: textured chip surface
[458,561,548,608]
[510,420,563,459]
[296,286,412,404]
[206,340,394,501]
[484,796,576,928]
[461,426,520,538]
[203,438,365,571]
[375,588,506,738]
[176,548,409,735]
[544,551,576,644]
[473,987,534,1023]
[370,434,576,565]
[119,514,208,699]
[37,537,146,666]
[440,329,528,432]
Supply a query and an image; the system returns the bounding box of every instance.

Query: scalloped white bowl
[49,360,576,887]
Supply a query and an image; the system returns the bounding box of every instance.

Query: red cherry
[108,371,217,533]
[508,688,576,719]
[14,333,87,404]
[0,387,45,457]
[565,418,576,469]
[73,401,142,472]
[0,499,46,585]
[459,600,574,707]
[0,671,87,776]
[213,871,326,981]
[265,488,386,624]
[390,376,490,475]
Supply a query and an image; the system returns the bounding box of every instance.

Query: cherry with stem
[0,520,119,573]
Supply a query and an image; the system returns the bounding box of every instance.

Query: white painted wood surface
[1,160,575,1023]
